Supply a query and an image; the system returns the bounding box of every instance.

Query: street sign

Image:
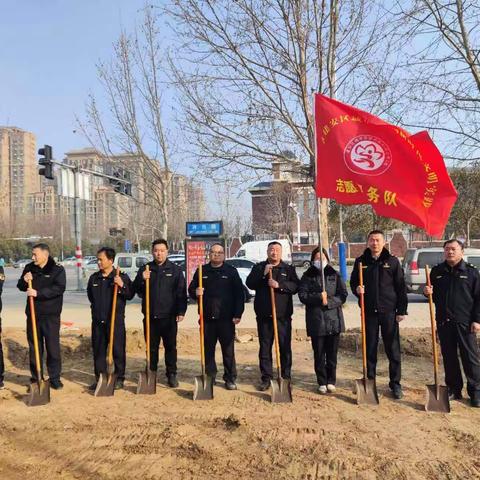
[124,239,131,252]
[186,221,223,237]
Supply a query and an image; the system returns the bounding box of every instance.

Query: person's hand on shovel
[471,322,480,334]
[396,315,405,323]
[268,278,279,289]
[27,287,37,297]
[424,285,433,296]
[24,271,33,283]
[142,269,151,280]
[196,287,204,297]
[264,263,274,276]
[356,285,365,295]
[113,274,124,289]
[321,291,328,306]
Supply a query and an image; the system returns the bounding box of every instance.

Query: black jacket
[298,265,347,337]
[17,257,66,317]
[133,260,187,318]
[87,270,134,325]
[188,262,245,321]
[246,260,299,319]
[429,260,480,326]
[350,248,408,315]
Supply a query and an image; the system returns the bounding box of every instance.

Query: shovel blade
[136,369,157,395]
[355,377,379,405]
[425,384,450,413]
[270,377,292,403]
[94,373,116,397]
[193,375,214,400]
[26,380,50,407]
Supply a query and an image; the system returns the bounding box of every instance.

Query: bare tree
[166,0,405,245]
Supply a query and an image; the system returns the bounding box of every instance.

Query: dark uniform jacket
[298,265,347,337]
[188,262,245,321]
[87,270,134,325]
[430,260,480,326]
[246,260,299,319]
[133,260,187,318]
[17,256,66,317]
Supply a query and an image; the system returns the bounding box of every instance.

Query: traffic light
[109,168,132,196]
[38,145,54,180]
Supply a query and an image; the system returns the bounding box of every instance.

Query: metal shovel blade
[136,369,157,395]
[270,377,292,403]
[425,384,450,413]
[26,379,50,407]
[355,377,379,405]
[94,372,116,397]
[193,374,214,400]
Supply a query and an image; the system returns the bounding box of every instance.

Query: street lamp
[288,202,301,250]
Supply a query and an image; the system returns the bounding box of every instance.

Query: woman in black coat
[298,247,347,394]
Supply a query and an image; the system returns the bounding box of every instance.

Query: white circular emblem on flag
[344,135,392,176]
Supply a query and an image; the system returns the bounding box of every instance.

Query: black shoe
[0,380,4,390]
[88,382,97,391]
[257,380,270,392]
[470,398,480,408]
[391,385,403,399]
[114,379,124,390]
[225,381,237,390]
[50,379,64,390]
[449,391,463,400]
[167,374,179,388]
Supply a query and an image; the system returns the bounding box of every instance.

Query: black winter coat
[298,265,347,336]
[350,248,408,315]
[87,270,134,325]
[133,260,188,318]
[246,260,299,319]
[17,257,66,317]
[188,262,245,321]
[430,260,480,326]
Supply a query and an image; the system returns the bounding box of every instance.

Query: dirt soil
[0,326,479,480]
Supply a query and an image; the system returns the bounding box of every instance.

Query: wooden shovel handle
[145,264,150,366]
[27,279,42,381]
[198,264,206,377]
[107,267,120,365]
[269,269,282,379]
[425,266,439,386]
[359,263,367,379]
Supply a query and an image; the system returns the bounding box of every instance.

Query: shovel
[193,263,214,400]
[137,264,156,394]
[355,262,379,405]
[424,265,450,413]
[26,279,50,407]
[95,267,120,397]
[269,270,292,403]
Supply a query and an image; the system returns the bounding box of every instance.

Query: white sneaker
[318,385,327,394]
[327,384,336,393]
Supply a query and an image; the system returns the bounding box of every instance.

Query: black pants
[91,321,126,381]
[0,316,4,382]
[311,334,340,386]
[257,316,292,382]
[437,321,480,400]
[365,312,401,387]
[26,314,61,382]
[204,320,236,382]
[144,316,177,377]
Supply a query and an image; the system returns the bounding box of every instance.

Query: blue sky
[0,0,149,159]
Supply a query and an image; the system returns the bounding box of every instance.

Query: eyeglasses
[210,251,224,255]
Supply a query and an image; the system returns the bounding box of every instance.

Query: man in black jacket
[424,239,480,408]
[0,264,5,389]
[133,239,187,388]
[17,243,66,390]
[87,247,134,391]
[246,241,299,391]
[350,230,408,399]
[188,243,244,390]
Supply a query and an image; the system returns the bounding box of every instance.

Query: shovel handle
[145,265,151,367]
[27,279,42,382]
[269,269,282,380]
[425,266,439,386]
[198,264,206,378]
[107,267,120,366]
[359,263,368,380]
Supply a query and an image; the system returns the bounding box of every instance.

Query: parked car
[168,254,185,264]
[13,258,31,269]
[61,256,77,266]
[403,247,480,293]
[82,258,99,276]
[235,239,292,263]
[226,258,256,301]
[291,251,312,268]
[83,255,97,263]
[114,252,153,278]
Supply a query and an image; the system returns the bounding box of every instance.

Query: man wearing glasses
[188,243,245,390]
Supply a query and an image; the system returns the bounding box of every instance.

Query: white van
[114,252,153,278]
[235,239,292,264]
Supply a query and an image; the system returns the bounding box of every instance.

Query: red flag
[314,94,457,237]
